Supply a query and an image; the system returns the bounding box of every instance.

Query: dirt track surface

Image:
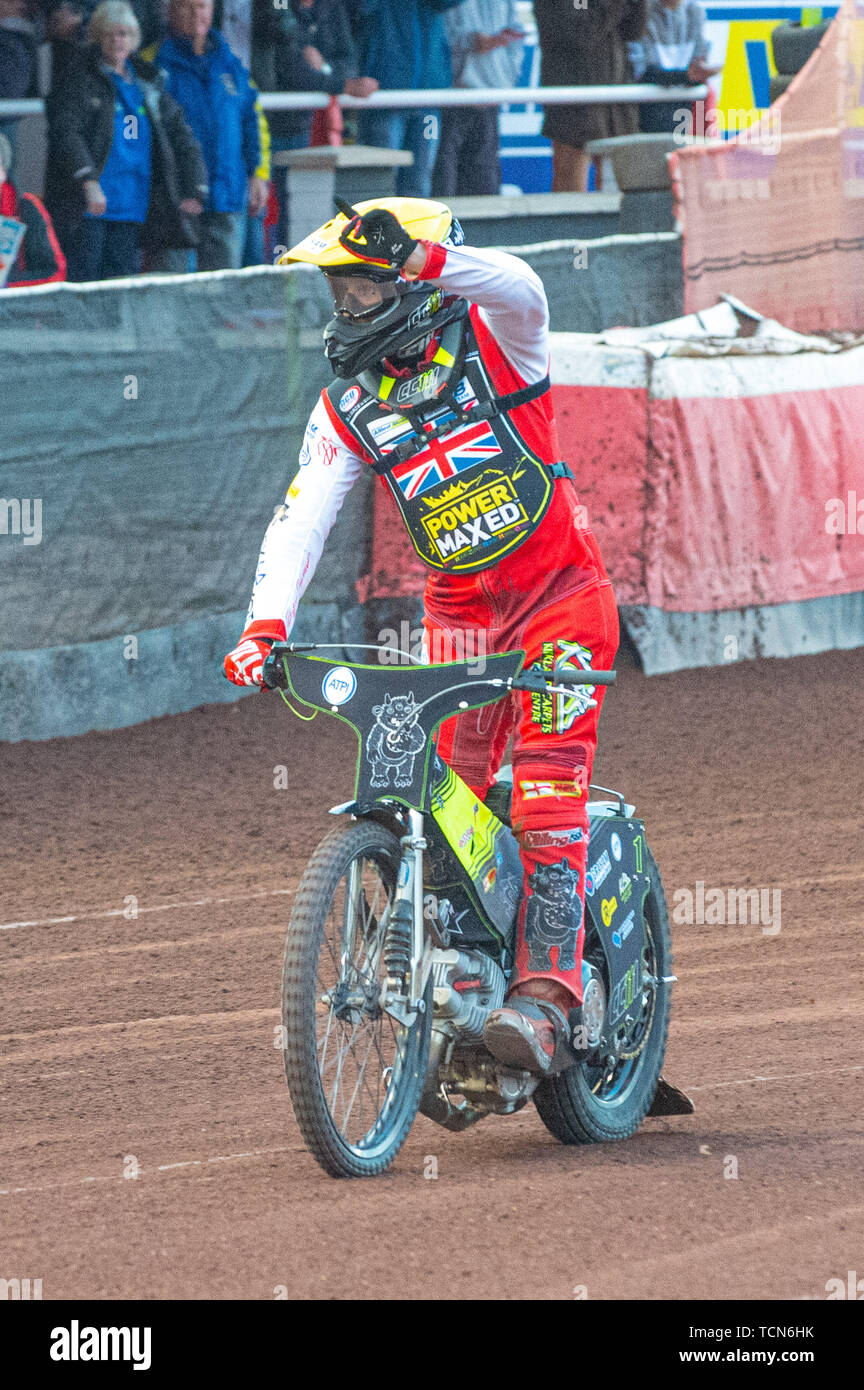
[2,645,863,1301]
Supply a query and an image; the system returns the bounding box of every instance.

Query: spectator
[216,0,253,65]
[242,86,272,264]
[533,0,647,192]
[249,0,296,94]
[144,0,264,271]
[0,0,40,166]
[253,0,378,151]
[0,128,66,285]
[47,0,164,86]
[433,0,523,197]
[355,0,464,198]
[629,0,720,135]
[45,1,208,281]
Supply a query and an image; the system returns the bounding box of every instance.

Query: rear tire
[281,821,432,1178]
[534,848,672,1145]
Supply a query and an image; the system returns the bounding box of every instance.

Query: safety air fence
[2,260,863,742]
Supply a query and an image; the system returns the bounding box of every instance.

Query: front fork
[385,809,433,1026]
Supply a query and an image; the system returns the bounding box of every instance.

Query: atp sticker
[321,667,357,706]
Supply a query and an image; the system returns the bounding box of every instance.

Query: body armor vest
[326,307,572,575]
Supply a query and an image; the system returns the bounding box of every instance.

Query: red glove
[224,620,287,688]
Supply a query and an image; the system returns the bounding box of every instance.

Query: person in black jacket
[0,0,41,166]
[534,0,647,191]
[251,0,378,148]
[45,0,208,280]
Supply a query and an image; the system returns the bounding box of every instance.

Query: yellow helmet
[278,196,456,269]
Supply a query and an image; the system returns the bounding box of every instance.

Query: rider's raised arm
[246,395,365,638]
[408,242,550,385]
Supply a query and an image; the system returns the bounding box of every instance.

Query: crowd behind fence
[0,0,716,286]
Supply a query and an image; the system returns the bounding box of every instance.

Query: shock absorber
[384,899,414,989]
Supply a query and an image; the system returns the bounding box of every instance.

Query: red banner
[363,331,864,619]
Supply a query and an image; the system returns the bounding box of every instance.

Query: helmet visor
[325,273,400,319]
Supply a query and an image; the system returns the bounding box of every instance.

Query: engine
[420,947,540,1129]
[430,947,506,1042]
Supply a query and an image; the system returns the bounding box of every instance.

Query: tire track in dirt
[1,645,862,1298]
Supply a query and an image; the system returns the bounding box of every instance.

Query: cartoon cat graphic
[524,858,583,972]
[367,693,426,788]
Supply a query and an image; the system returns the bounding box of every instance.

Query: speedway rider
[224,198,619,1075]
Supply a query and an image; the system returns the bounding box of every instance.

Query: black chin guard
[322,279,466,380]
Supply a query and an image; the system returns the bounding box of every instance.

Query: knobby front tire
[281,821,432,1178]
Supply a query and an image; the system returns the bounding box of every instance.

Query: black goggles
[325,273,400,319]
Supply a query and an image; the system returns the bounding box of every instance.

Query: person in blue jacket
[45,1,208,281]
[145,0,265,270]
[354,0,464,198]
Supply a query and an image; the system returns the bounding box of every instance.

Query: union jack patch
[389,421,502,500]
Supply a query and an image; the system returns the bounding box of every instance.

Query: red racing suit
[244,241,619,1003]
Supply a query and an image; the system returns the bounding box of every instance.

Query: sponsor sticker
[405,290,442,328]
[453,376,478,406]
[520,826,585,849]
[601,895,618,927]
[321,667,357,706]
[422,476,527,560]
[396,366,440,403]
[610,832,623,862]
[530,639,595,733]
[618,871,632,903]
[369,412,413,450]
[317,437,337,467]
[298,421,318,467]
[587,848,612,892]
[339,385,361,413]
[612,910,635,949]
[520,779,585,801]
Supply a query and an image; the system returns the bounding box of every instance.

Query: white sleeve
[246,394,365,634]
[420,243,550,385]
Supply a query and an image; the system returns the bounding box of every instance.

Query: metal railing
[0,83,706,120]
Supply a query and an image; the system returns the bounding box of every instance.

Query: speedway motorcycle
[263,642,692,1179]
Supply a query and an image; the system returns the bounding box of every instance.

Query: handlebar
[512,668,616,693]
[264,643,615,697]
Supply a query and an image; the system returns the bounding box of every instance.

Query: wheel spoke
[310,848,411,1149]
[282,827,430,1174]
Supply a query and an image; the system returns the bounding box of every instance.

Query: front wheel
[281,820,432,1178]
[534,847,672,1145]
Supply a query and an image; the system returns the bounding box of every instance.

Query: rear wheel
[281,821,432,1177]
[534,848,672,1144]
